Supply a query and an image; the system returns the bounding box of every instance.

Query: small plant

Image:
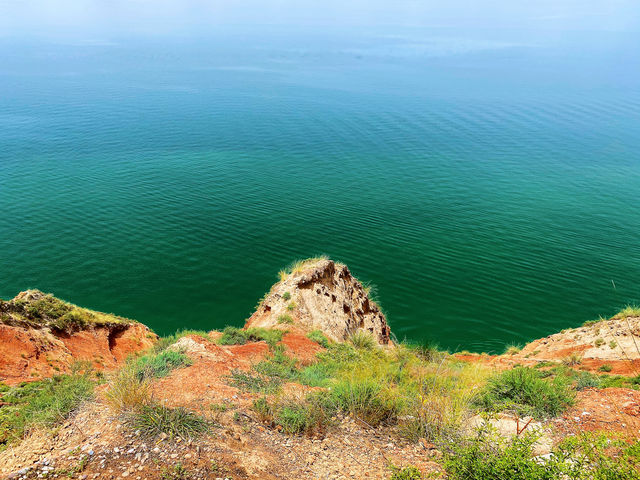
[504,344,521,356]
[582,319,599,327]
[282,292,291,301]
[104,363,152,413]
[599,364,612,372]
[388,466,422,480]
[277,314,294,324]
[609,340,618,349]
[616,305,640,319]
[561,353,582,366]
[331,376,399,425]
[287,302,296,311]
[576,372,601,390]
[594,338,605,347]
[161,463,190,480]
[133,350,192,378]
[218,326,284,347]
[126,404,208,440]
[307,330,329,348]
[349,330,376,350]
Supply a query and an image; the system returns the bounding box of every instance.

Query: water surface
[1,3,639,351]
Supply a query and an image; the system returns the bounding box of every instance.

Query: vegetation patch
[218,326,284,347]
[0,372,94,448]
[227,369,282,394]
[278,256,329,281]
[443,429,640,480]
[474,366,574,418]
[125,404,209,440]
[388,466,423,480]
[0,291,132,332]
[349,330,377,350]
[307,329,329,348]
[277,314,294,324]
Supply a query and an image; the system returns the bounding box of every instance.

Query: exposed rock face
[0,290,156,384]
[245,259,392,345]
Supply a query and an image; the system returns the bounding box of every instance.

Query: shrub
[594,338,605,347]
[349,330,377,350]
[389,466,422,480]
[252,392,335,436]
[287,302,296,311]
[562,353,583,366]
[609,340,618,349]
[307,330,329,348]
[599,364,612,372]
[0,373,94,447]
[277,314,294,324]
[282,292,291,301]
[443,428,565,480]
[474,367,574,418]
[126,404,208,440]
[576,372,601,390]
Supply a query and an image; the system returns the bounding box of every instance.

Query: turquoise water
[1,7,640,352]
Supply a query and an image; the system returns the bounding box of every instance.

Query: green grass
[349,330,377,350]
[277,314,294,324]
[252,392,336,436]
[388,466,423,480]
[132,350,192,379]
[125,404,209,440]
[474,366,574,418]
[253,345,299,380]
[218,326,284,347]
[282,292,291,301]
[444,429,640,480]
[504,344,522,356]
[307,329,329,348]
[152,329,212,353]
[227,369,282,394]
[0,373,94,448]
[1,291,132,332]
[616,305,640,319]
[599,364,612,372]
[277,256,330,281]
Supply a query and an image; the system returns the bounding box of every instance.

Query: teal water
[1,6,640,352]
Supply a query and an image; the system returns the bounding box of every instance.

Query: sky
[1,0,639,38]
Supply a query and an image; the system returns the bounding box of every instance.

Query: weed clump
[126,404,209,440]
[307,329,329,348]
[218,326,284,347]
[277,314,294,324]
[474,367,574,418]
[349,330,377,350]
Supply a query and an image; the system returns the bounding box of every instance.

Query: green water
[1,14,639,352]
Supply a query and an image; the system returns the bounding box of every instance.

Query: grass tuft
[307,330,329,348]
[125,404,209,440]
[349,330,377,350]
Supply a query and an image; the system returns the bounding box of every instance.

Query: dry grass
[278,256,330,281]
[104,363,152,413]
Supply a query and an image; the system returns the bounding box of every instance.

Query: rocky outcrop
[0,290,156,384]
[245,258,392,345]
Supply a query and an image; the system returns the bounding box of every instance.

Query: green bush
[282,292,291,301]
[0,374,94,447]
[389,466,423,480]
[126,404,208,440]
[474,367,574,418]
[307,329,329,348]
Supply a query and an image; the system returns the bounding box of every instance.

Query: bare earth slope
[0,290,156,385]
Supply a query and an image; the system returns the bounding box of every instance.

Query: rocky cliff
[245,258,392,345]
